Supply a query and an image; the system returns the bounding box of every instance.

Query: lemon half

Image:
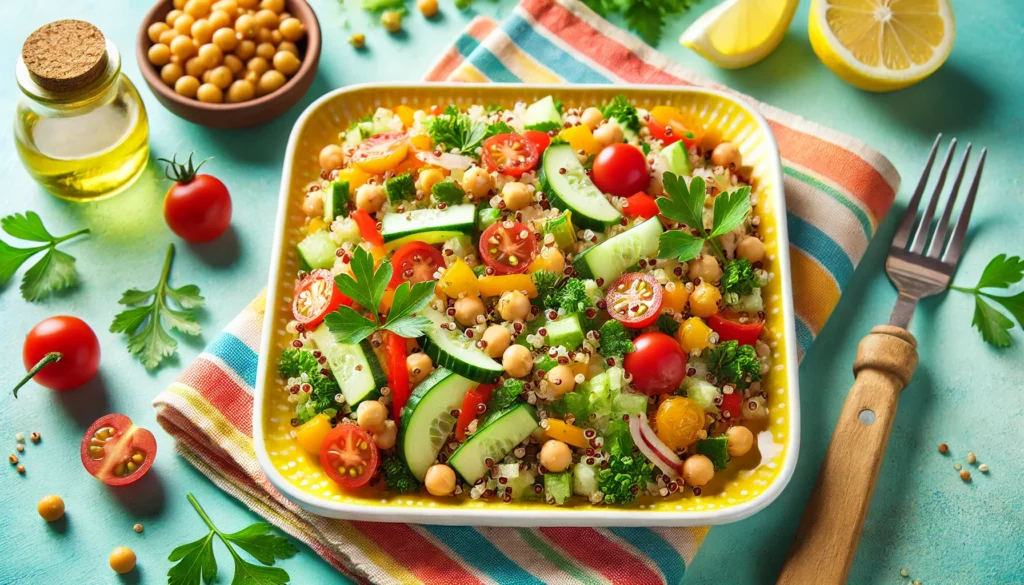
[809,0,955,92]
[680,0,799,69]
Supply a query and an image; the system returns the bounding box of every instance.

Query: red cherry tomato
[648,106,704,149]
[320,424,379,489]
[80,414,157,486]
[624,332,688,396]
[720,392,743,420]
[455,383,495,442]
[292,269,352,329]
[708,313,764,346]
[161,153,232,243]
[523,130,552,154]
[389,242,445,289]
[478,221,538,275]
[15,316,100,397]
[384,332,411,418]
[605,273,663,329]
[351,209,384,248]
[591,143,650,197]
[481,133,539,177]
[622,192,659,219]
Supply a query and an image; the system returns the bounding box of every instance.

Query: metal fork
[778,135,987,585]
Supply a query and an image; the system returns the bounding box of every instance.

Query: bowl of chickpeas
[137,0,320,129]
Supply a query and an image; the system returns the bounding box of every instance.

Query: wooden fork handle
[777,325,918,585]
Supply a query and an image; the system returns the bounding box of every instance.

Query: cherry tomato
[648,106,703,149]
[389,242,445,289]
[478,221,538,275]
[624,332,688,395]
[719,392,743,420]
[80,414,157,486]
[15,316,100,397]
[161,153,232,243]
[481,133,539,177]
[292,269,352,329]
[622,192,659,219]
[708,313,764,346]
[654,396,705,450]
[350,209,384,248]
[384,332,411,417]
[523,130,552,154]
[351,132,409,174]
[591,143,650,197]
[605,273,663,329]
[320,424,379,489]
[455,383,495,442]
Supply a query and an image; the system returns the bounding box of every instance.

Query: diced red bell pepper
[455,383,496,442]
[385,332,411,418]
[708,313,764,346]
[622,192,659,219]
[351,209,384,248]
[720,391,743,420]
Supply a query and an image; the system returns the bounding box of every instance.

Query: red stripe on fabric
[466,15,498,40]
[177,358,253,437]
[427,48,464,82]
[540,527,665,585]
[353,522,483,585]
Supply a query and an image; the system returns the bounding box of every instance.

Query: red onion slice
[628,413,682,479]
[416,151,475,170]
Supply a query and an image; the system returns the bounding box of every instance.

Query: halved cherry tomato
[591,143,649,197]
[385,332,411,417]
[389,241,445,289]
[293,269,352,329]
[320,424,379,489]
[481,133,539,177]
[455,383,495,442]
[708,313,764,346]
[80,414,157,486]
[719,391,743,420]
[351,209,384,248]
[523,130,552,154]
[622,192,659,219]
[624,333,688,396]
[479,221,538,275]
[648,106,703,149]
[351,132,409,174]
[605,273,663,329]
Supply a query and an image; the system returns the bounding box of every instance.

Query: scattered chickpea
[711,142,742,169]
[497,290,530,321]
[319,144,346,172]
[545,365,576,397]
[502,344,533,378]
[539,440,572,473]
[355,183,386,212]
[381,10,403,33]
[966,451,977,465]
[416,168,445,195]
[417,0,439,18]
[16,444,24,453]
[462,166,494,199]
[689,281,722,318]
[8,454,18,465]
[937,442,948,454]
[356,400,388,433]
[481,325,511,358]
[349,33,366,49]
[16,464,25,474]
[37,495,65,522]
[406,352,434,385]
[501,182,532,211]
[15,433,24,442]
[134,523,144,533]
[682,454,715,486]
[424,464,457,496]
[736,236,765,264]
[593,121,624,146]
[109,546,137,574]
[688,254,722,284]
[979,463,989,473]
[373,420,398,450]
[454,296,486,327]
[725,425,754,457]
[959,469,971,482]
[580,107,603,130]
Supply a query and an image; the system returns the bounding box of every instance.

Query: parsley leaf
[657,173,705,228]
[705,340,761,388]
[722,258,760,297]
[0,211,89,301]
[598,320,635,359]
[532,270,561,303]
[485,121,515,138]
[656,173,752,263]
[951,254,1024,347]
[709,186,752,238]
[583,0,695,46]
[599,95,641,135]
[110,244,204,370]
[658,231,705,264]
[427,106,488,153]
[972,297,1014,348]
[976,254,1024,289]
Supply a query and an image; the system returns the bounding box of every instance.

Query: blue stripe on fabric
[794,315,815,357]
[424,525,546,585]
[206,333,258,388]
[496,13,611,84]
[786,214,855,289]
[454,33,482,60]
[462,43,522,83]
[608,528,686,585]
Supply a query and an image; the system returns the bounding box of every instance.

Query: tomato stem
[12,352,62,398]
[158,151,212,183]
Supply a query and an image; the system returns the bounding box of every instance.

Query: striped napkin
[154,1,901,583]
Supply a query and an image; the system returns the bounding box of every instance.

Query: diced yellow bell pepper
[439,259,480,298]
[335,166,374,189]
[394,105,416,128]
[543,418,590,449]
[308,217,328,234]
[478,274,537,298]
[380,288,395,313]
[296,414,332,454]
[529,247,566,274]
[559,125,603,156]
[410,133,432,151]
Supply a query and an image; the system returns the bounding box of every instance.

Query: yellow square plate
[254,83,800,527]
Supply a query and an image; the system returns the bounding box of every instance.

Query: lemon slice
[680,0,799,69]
[809,0,955,92]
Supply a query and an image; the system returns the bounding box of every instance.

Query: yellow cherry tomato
[529,247,566,274]
[559,125,602,156]
[663,281,689,314]
[351,132,409,174]
[439,258,480,299]
[296,413,332,454]
[478,274,537,299]
[542,418,590,449]
[654,396,705,451]
[677,317,713,352]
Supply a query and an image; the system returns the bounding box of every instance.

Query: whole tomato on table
[160,152,232,243]
[13,316,100,397]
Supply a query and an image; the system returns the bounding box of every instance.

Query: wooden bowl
[136,0,321,129]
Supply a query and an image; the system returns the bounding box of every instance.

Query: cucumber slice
[661,140,692,177]
[538,211,577,250]
[323,180,349,222]
[384,173,415,204]
[380,203,476,244]
[541,144,622,231]
[544,471,573,505]
[477,206,502,231]
[524,96,562,132]
[696,436,731,471]
[572,462,599,497]
[681,377,720,413]
[448,401,539,483]
[383,230,465,252]
[572,216,663,284]
[610,392,648,421]
[297,231,337,271]
[398,368,476,481]
[544,314,585,351]
[419,307,504,383]
[308,324,385,406]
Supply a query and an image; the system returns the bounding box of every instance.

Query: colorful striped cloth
[153,1,901,583]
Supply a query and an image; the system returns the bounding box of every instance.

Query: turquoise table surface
[1,1,1022,583]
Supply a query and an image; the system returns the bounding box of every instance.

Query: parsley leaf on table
[110,244,204,370]
[0,211,89,301]
[951,253,1024,347]
[583,0,695,47]
[656,173,751,263]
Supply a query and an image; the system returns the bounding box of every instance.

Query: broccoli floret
[278,349,342,423]
[597,425,652,504]
[381,455,420,493]
[384,173,415,203]
[278,348,316,379]
[705,340,761,388]
[432,181,466,205]
[544,277,591,314]
[532,270,560,304]
[656,314,681,337]
[598,320,635,359]
[488,378,524,413]
[600,95,640,135]
[722,259,760,298]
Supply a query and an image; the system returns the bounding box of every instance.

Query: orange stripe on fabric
[177,358,254,436]
[769,122,895,222]
[353,522,484,585]
[466,15,498,40]
[428,48,465,82]
[788,245,841,334]
[540,527,665,585]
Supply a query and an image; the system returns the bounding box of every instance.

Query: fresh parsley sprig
[168,493,297,585]
[0,211,89,301]
[582,0,695,46]
[656,173,751,264]
[950,253,1024,347]
[110,244,204,370]
[324,246,435,345]
[426,105,488,153]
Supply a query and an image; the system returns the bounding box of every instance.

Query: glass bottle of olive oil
[14,20,149,202]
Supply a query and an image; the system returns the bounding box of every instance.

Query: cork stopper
[22,20,108,92]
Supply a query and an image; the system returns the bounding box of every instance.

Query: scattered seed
[912,581,922,585]
[966,451,976,465]
[979,463,989,473]
[15,433,24,443]
[8,454,18,465]
[133,523,144,533]
[16,444,24,453]
[16,464,25,474]
[953,462,962,471]
[959,469,971,482]
[29,432,40,443]
[937,443,948,454]
[900,568,909,578]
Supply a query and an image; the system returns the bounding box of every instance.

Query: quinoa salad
[278,94,773,506]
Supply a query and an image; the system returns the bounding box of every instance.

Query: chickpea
[417,0,439,17]
[271,30,283,44]
[410,169,441,196]
[191,19,214,44]
[278,40,300,55]
[301,190,323,218]
[166,9,184,26]
[736,235,765,264]
[235,14,258,39]
[170,34,196,60]
[148,22,171,43]
[109,546,137,575]
[174,14,196,35]
[349,33,366,49]
[184,57,207,78]
[356,183,386,212]
[424,464,457,496]
[258,70,287,95]
[159,29,180,45]
[454,296,485,327]
[462,166,494,199]
[208,10,232,29]
[235,39,257,60]
[197,83,223,103]
[202,69,214,84]
[175,0,188,8]
[256,41,276,60]
[580,107,603,130]
[198,43,224,68]
[502,344,533,378]
[226,79,255,103]
[208,65,233,89]
[711,142,742,170]
[356,400,388,433]
[688,254,722,284]
[260,0,284,11]
[726,425,754,457]
[161,62,185,85]
[682,454,715,486]
[273,50,301,76]
[407,352,434,386]
[481,325,511,358]
[497,290,530,322]
[175,75,201,98]
[247,56,270,76]
[244,69,260,85]
[501,181,532,211]
[184,0,212,17]
[212,27,238,51]
[148,43,172,66]
[319,144,346,172]
[280,17,306,41]
[380,11,403,33]
[689,281,722,318]
[255,8,279,28]
[545,365,576,397]
[223,54,244,75]
[373,420,398,450]
[594,121,624,146]
[235,0,257,8]
[37,495,65,522]
[539,440,572,473]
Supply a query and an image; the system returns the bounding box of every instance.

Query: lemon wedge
[809,0,955,92]
[680,0,799,69]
